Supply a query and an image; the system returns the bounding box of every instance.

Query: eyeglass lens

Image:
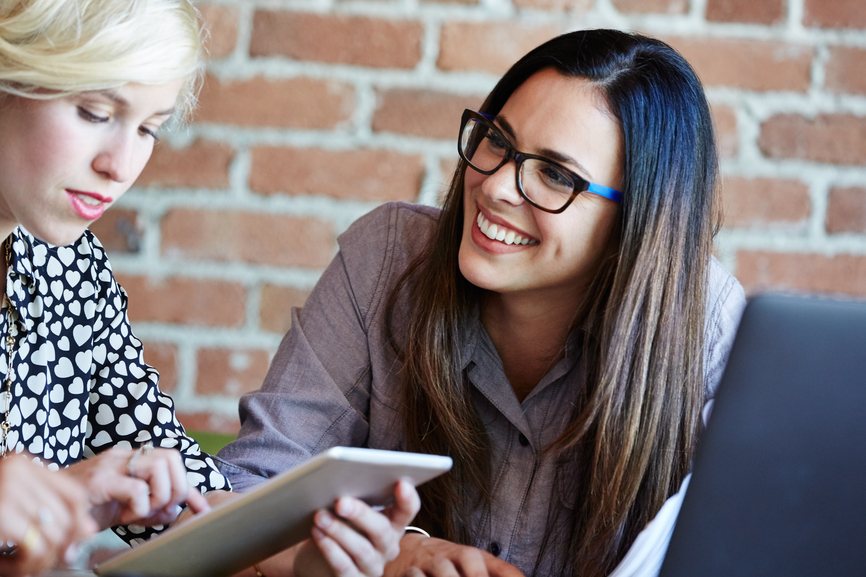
[460,118,577,212]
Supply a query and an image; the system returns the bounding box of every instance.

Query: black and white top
[1,227,230,544]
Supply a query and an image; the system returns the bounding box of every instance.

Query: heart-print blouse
[0,226,229,545]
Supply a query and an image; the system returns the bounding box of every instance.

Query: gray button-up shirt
[216,202,746,574]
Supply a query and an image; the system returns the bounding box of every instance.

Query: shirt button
[489,541,501,557]
[518,433,530,447]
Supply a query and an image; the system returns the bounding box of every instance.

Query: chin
[23,221,87,247]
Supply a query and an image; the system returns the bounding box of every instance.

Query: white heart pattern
[0,227,229,544]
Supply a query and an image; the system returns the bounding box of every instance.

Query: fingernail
[64,544,79,566]
[336,498,354,517]
[311,526,325,541]
[316,510,333,529]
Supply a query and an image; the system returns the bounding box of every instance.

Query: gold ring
[126,450,141,478]
[22,523,40,551]
[127,442,155,478]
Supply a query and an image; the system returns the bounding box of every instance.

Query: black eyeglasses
[458,109,622,214]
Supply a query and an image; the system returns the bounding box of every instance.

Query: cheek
[463,168,485,194]
[130,143,156,181]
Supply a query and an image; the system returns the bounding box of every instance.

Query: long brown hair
[385,29,720,576]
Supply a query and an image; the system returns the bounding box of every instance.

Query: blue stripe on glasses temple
[587,182,623,203]
[474,111,623,204]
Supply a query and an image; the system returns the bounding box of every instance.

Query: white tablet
[95,447,453,577]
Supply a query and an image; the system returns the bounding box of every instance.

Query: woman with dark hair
[217,29,745,576]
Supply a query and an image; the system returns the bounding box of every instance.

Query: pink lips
[66,190,113,221]
[471,207,538,255]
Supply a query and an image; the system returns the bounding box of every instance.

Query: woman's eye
[486,132,508,151]
[78,107,109,123]
[139,126,160,141]
[540,166,573,192]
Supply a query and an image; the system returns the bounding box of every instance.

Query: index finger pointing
[183,487,210,515]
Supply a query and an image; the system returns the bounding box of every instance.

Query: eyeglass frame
[457,109,623,214]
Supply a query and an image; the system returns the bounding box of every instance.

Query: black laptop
[659,293,866,577]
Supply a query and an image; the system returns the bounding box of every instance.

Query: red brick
[137,139,233,188]
[251,11,422,69]
[373,90,484,140]
[142,341,178,393]
[195,75,355,129]
[512,0,592,10]
[438,22,562,75]
[804,0,866,29]
[826,187,866,234]
[195,348,271,396]
[721,177,810,229]
[612,0,688,14]
[249,147,423,203]
[161,209,336,269]
[259,284,311,334]
[736,252,866,297]
[825,47,866,96]
[116,274,247,327]
[712,104,738,159]
[197,4,239,60]
[759,114,866,165]
[89,208,143,254]
[664,37,812,92]
[706,0,784,24]
[175,411,241,435]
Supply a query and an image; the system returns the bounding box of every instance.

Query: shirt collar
[462,304,584,438]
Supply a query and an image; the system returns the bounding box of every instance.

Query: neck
[0,219,17,245]
[481,287,586,402]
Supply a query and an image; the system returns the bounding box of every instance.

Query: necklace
[1,236,16,458]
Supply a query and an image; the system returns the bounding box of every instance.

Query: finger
[402,568,426,577]
[454,549,495,577]
[138,456,172,511]
[334,497,398,558]
[428,556,462,577]
[183,486,210,514]
[50,472,100,541]
[159,449,191,507]
[132,504,183,527]
[107,476,153,522]
[16,523,55,576]
[314,509,381,576]
[311,526,363,577]
[386,481,421,530]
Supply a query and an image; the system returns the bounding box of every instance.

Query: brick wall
[91,0,866,435]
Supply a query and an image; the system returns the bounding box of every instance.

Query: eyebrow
[99,90,176,117]
[495,115,594,180]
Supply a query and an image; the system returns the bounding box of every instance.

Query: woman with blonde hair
[0,1,418,575]
[218,29,746,576]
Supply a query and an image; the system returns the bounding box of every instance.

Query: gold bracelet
[253,563,266,577]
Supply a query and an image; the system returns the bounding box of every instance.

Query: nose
[91,130,146,183]
[479,159,525,207]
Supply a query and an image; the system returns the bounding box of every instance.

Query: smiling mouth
[476,212,538,246]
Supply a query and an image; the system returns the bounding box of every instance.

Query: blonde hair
[0,0,204,121]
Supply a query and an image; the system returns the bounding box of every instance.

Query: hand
[384,535,525,577]
[292,480,421,577]
[0,454,98,576]
[62,446,210,529]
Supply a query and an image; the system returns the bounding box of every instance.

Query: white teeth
[76,193,100,206]
[475,211,537,246]
[487,223,499,240]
